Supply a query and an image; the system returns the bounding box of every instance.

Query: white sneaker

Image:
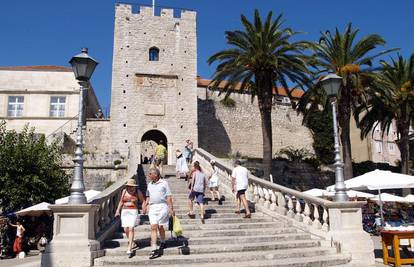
[126,250,131,255]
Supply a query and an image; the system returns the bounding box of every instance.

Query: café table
[381,229,414,267]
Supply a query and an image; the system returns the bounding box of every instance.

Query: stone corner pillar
[328,203,375,266]
[41,204,103,267]
[167,142,174,165]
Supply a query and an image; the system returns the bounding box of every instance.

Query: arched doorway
[140,130,168,164]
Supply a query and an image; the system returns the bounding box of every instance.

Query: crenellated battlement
[115,2,196,20]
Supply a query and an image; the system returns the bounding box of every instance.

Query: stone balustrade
[89,177,127,242]
[42,176,130,267]
[193,148,375,266]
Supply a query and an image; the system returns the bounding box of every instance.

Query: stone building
[109,4,198,166]
[0,66,101,137]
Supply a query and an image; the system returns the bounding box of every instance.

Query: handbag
[173,216,183,237]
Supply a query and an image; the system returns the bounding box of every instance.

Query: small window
[388,143,395,155]
[149,47,159,61]
[375,141,382,153]
[8,96,24,117]
[50,96,66,117]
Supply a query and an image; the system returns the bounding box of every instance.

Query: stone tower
[110,3,198,166]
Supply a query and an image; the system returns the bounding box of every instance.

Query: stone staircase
[95,176,351,266]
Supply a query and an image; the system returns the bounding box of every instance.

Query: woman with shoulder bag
[115,178,145,256]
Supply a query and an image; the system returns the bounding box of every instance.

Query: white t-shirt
[146,179,172,205]
[231,165,249,191]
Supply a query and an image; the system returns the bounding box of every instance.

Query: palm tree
[356,54,414,174]
[298,24,396,179]
[207,10,310,179]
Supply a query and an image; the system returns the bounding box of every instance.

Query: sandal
[234,211,240,214]
[149,249,159,259]
[244,214,251,219]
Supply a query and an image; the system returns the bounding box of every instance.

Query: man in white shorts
[231,160,251,218]
[143,168,175,259]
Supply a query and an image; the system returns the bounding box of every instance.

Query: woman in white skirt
[115,178,145,256]
[209,160,222,204]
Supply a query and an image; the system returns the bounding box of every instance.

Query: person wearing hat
[175,149,189,179]
[115,178,145,256]
[208,160,222,204]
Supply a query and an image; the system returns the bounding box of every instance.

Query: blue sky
[1,0,413,112]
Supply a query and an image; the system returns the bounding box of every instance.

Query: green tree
[356,54,414,174]
[208,10,309,179]
[303,105,335,164]
[0,121,70,213]
[298,23,396,179]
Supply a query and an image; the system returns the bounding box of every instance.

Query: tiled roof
[197,77,304,98]
[0,66,72,72]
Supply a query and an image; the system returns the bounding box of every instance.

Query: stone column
[328,203,375,266]
[168,142,174,165]
[41,204,103,267]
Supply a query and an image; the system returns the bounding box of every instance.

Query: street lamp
[320,73,348,202]
[68,48,98,204]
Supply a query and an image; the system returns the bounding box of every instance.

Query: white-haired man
[143,168,175,259]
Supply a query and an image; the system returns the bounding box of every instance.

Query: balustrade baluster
[294,198,303,222]
[286,196,294,218]
[276,192,286,215]
[322,207,329,231]
[258,185,265,206]
[312,204,322,229]
[303,202,311,224]
[253,184,259,203]
[269,190,277,211]
[263,188,270,208]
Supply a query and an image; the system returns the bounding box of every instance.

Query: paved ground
[0,251,40,267]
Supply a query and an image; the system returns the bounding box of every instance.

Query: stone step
[95,246,339,266]
[174,212,263,219]
[104,239,321,257]
[133,221,287,231]
[114,226,299,239]
[107,232,312,248]
[152,254,351,267]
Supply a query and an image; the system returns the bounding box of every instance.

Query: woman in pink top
[115,178,145,256]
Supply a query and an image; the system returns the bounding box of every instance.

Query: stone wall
[198,89,314,158]
[84,119,111,154]
[109,4,198,162]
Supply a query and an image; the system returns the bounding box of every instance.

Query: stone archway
[140,129,168,164]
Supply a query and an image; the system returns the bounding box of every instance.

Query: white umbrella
[55,190,101,204]
[405,194,414,203]
[326,169,414,191]
[324,190,375,199]
[326,169,414,225]
[303,188,374,199]
[16,202,51,216]
[371,193,411,203]
[303,188,326,197]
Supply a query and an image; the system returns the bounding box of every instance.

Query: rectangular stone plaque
[144,103,165,116]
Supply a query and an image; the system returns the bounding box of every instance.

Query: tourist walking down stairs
[231,160,251,218]
[143,168,175,259]
[115,178,145,257]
